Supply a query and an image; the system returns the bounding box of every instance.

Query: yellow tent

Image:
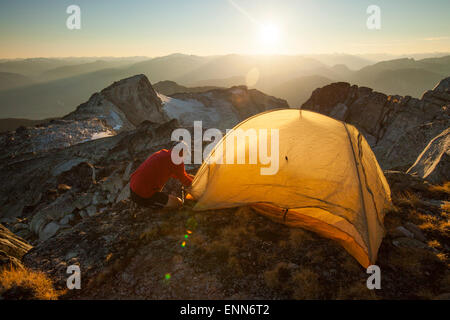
[190,109,391,267]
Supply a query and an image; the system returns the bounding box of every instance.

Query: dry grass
[427,182,450,196]
[0,267,63,300]
[395,191,422,208]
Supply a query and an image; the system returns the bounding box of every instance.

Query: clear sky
[0,0,449,58]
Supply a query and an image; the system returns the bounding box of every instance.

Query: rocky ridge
[0,75,448,300]
[302,76,450,183]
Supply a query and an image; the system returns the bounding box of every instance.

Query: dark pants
[130,188,169,208]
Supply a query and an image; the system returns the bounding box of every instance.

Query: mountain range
[1,53,449,121]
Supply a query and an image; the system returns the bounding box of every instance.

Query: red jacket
[130,149,193,198]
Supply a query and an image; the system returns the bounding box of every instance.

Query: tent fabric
[189,109,391,267]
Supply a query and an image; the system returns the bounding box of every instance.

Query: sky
[0,0,449,58]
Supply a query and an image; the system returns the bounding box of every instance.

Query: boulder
[30,192,76,236]
[39,222,61,241]
[407,128,450,184]
[404,222,427,242]
[383,170,431,194]
[392,226,414,239]
[392,237,427,249]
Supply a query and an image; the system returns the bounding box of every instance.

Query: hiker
[129,142,193,209]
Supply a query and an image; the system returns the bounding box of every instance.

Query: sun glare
[258,22,283,54]
[259,23,280,45]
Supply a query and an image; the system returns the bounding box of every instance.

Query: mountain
[0,57,147,79]
[1,54,449,120]
[0,58,81,77]
[39,60,134,82]
[64,74,168,131]
[301,77,450,182]
[0,74,289,168]
[125,54,213,83]
[0,118,52,133]
[158,85,289,129]
[0,72,34,91]
[304,54,374,70]
[0,68,137,119]
[349,56,450,96]
[176,54,326,86]
[153,80,220,95]
[269,75,334,107]
[0,75,448,300]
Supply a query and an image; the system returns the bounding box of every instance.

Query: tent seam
[343,123,372,261]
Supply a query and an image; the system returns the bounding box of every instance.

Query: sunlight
[259,23,280,45]
[258,22,282,53]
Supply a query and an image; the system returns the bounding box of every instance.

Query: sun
[259,23,280,46]
[257,22,283,54]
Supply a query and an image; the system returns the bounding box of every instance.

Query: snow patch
[158,93,241,129]
[109,111,123,131]
[91,131,114,140]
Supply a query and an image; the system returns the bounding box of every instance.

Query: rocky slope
[64,74,169,131]
[159,85,289,129]
[0,74,448,300]
[301,77,450,183]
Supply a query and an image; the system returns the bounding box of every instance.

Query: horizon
[2,51,450,61]
[1,0,449,59]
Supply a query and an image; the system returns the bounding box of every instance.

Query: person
[129,143,193,209]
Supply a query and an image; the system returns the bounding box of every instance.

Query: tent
[190,109,391,267]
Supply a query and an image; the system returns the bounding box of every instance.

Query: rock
[86,205,97,217]
[59,214,74,225]
[73,193,93,210]
[162,85,289,129]
[0,200,25,221]
[122,162,133,181]
[392,226,414,239]
[392,237,427,249]
[100,175,124,195]
[64,74,168,131]
[404,222,427,242]
[302,77,450,170]
[39,222,61,241]
[12,223,28,232]
[30,192,76,236]
[79,210,88,219]
[57,184,72,192]
[116,182,131,203]
[406,128,450,184]
[383,170,431,195]
[329,103,348,121]
[51,158,89,177]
